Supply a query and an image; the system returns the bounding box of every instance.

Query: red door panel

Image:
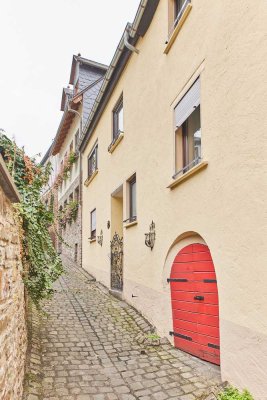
[174,251,212,263]
[172,300,219,315]
[173,310,219,327]
[171,261,216,272]
[173,338,220,364]
[171,291,218,304]
[170,281,218,293]
[173,320,219,338]
[170,271,216,281]
[170,243,220,365]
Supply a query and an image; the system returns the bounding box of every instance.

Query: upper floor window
[174,0,188,23]
[88,143,98,178]
[75,130,79,150]
[70,141,73,154]
[90,208,96,239]
[75,186,79,202]
[166,0,192,51]
[128,174,137,223]
[174,78,201,178]
[113,96,124,141]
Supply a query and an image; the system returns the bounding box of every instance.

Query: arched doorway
[169,243,220,365]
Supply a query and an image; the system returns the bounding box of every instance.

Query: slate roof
[51,56,108,156]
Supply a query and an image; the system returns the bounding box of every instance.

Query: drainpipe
[124,25,139,54]
[67,105,82,138]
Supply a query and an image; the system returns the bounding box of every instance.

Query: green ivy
[218,387,254,400]
[58,200,79,228]
[0,134,63,307]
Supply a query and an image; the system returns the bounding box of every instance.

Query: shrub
[218,387,254,400]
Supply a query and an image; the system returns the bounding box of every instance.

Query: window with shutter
[174,78,201,178]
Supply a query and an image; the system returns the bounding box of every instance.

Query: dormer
[60,87,73,112]
[69,54,108,95]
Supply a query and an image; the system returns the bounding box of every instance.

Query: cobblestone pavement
[24,262,222,400]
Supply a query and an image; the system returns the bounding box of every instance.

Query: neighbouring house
[0,155,27,399]
[77,1,267,398]
[41,144,59,248]
[45,55,108,268]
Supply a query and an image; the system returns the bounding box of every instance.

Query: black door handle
[194,295,204,301]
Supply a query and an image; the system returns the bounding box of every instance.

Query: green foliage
[146,333,160,340]
[0,133,63,307]
[58,200,79,228]
[54,151,77,188]
[218,387,254,400]
[68,151,77,165]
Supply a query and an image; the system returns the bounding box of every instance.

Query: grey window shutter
[175,78,200,127]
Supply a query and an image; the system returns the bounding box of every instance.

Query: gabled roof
[41,143,52,165]
[69,55,108,85]
[79,0,160,152]
[51,74,106,156]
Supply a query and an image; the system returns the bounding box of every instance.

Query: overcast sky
[0,0,140,158]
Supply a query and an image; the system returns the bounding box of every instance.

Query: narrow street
[24,263,222,400]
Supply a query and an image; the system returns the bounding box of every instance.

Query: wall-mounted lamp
[97,230,103,247]
[107,220,110,229]
[145,221,156,250]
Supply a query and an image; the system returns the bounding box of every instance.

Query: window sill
[164,3,192,55]
[167,161,208,190]
[108,133,124,154]
[89,237,96,243]
[84,170,98,187]
[124,220,138,229]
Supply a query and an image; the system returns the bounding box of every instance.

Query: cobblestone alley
[24,262,222,400]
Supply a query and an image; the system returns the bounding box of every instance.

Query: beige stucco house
[78,1,267,397]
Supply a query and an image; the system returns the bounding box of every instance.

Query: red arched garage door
[169,243,220,365]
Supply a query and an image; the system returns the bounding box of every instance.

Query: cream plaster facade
[57,112,80,203]
[81,1,267,397]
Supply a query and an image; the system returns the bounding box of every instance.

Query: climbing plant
[0,133,64,307]
[58,200,79,229]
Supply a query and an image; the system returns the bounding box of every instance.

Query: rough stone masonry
[0,184,27,400]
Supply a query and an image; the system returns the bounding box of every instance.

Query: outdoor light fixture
[107,220,110,229]
[97,230,103,247]
[145,221,156,250]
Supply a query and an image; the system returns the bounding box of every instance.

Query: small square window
[88,143,98,178]
[113,96,123,140]
[90,209,96,239]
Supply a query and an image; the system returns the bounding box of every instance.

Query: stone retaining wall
[0,185,27,399]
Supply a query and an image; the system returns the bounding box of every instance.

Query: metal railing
[172,156,201,179]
